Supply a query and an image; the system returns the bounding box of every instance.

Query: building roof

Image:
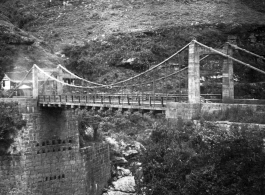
[3,68,75,83]
[4,71,32,83]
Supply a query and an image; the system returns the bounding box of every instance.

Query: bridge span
[1,39,265,195]
[8,39,265,119]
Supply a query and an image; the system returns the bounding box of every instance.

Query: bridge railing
[38,93,222,108]
[38,94,190,107]
[201,94,222,102]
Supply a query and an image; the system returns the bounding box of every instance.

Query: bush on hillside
[140,120,265,195]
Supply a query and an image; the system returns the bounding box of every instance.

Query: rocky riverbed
[102,135,148,195]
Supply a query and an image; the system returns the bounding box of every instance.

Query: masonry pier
[0,98,110,195]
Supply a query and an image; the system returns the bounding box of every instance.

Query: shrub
[140,120,265,195]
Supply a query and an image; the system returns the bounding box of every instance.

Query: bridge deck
[38,95,185,111]
[38,94,222,111]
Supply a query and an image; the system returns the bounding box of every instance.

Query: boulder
[105,137,120,152]
[119,58,136,66]
[117,166,131,177]
[112,156,128,165]
[112,176,136,193]
[123,149,138,158]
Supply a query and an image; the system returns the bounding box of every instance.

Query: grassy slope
[0,1,62,72]
[25,0,265,51]
[2,0,265,78]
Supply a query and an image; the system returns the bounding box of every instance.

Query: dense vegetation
[0,102,26,155]
[140,119,265,195]
[62,25,227,83]
[77,108,265,195]
[77,108,159,147]
[62,24,265,91]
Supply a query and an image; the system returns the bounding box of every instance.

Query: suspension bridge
[1,38,264,195]
[11,39,265,113]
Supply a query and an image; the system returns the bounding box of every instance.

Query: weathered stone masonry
[0,98,110,195]
[166,102,265,121]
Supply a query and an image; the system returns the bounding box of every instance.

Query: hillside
[0,0,62,78]
[25,0,265,51]
[1,0,265,81]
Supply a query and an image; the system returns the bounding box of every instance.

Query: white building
[1,72,32,96]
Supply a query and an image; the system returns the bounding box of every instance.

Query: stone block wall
[81,144,111,195]
[0,146,110,195]
[0,98,111,195]
[201,103,265,115]
[0,149,86,195]
[0,155,24,194]
[166,102,201,120]
[25,107,80,154]
[166,102,265,121]
[193,120,265,134]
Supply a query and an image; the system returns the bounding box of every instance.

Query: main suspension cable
[194,40,265,75]
[57,64,108,87]
[34,65,105,89]
[107,41,192,87]
[228,43,265,61]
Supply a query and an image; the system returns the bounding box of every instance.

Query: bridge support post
[222,43,234,103]
[188,40,200,103]
[57,68,64,95]
[32,65,39,98]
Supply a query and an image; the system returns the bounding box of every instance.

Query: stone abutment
[0,98,110,195]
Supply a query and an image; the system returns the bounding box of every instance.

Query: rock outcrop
[104,135,145,195]
[112,176,136,193]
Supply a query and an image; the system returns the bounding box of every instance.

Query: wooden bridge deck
[38,94,185,111]
[38,94,222,111]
